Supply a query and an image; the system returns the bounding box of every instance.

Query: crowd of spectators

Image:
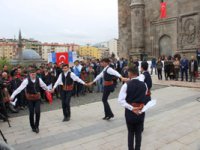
[0,54,198,123]
[151,54,199,82]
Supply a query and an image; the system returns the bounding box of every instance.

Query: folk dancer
[118,66,148,150]
[51,64,88,122]
[88,58,128,120]
[139,61,152,132]
[10,69,49,133]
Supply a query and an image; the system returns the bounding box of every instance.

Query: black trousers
[102,88,113,117]
[174,69,180,81]
[197,57,200,66]
[28,100,40,129]
[16,93,24,107]
[73,82,81,96]
[157,69,162,80]
[164,69,170,80]
[61,90,72,118]
[125,109,145,150]
[0,101,8,118]
[190,72,196,82]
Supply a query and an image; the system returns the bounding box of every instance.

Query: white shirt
[93,66,121,83]
[10,78,48,100]
[53,71,85,89]
[118,77,147,111]
[138,74,145,82]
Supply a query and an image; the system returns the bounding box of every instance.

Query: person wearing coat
[189,56,198,82]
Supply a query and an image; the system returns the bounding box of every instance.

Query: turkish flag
[56,52,69,66]
[160,2,167,18]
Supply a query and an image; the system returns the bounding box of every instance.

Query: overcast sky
[0,0,118,45]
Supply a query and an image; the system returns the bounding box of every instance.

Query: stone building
[79,46,102,59]
[0,42,17,59]
[118,0,200,60]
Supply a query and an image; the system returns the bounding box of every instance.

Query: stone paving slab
[10,84,167,118]
[1,86,200,150]
[152,74,200,88]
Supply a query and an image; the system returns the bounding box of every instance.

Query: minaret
[130,0,145,58]
[17,30,23,61]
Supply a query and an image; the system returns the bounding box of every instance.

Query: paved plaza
[1,79,200,150]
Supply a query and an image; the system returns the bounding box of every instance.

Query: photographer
[10,71,23,110]
[0,79,9,121]
[1,72,17,113]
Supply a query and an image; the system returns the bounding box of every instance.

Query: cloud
[0,0,118,45]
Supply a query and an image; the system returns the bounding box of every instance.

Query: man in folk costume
[89,58,128,120]
[52,64,87,122]
[139,61,152,132]
[140,61,152,104]
[10,69,49,133]
[118,66,148,150]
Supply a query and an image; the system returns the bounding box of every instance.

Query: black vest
[103,67,114,81]
[62,72,73,86]
[26,77,40,94]
[126,79,146,104]
[42,73,52,86]
[143,71,152,90]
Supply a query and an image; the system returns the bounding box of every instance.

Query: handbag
[195,71,199,78]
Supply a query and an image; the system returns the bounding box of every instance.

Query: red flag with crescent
[160,2,167,18]
[56,52,69,66]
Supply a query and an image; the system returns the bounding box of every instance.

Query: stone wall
[118,0,200,59]
[118,0,132,59]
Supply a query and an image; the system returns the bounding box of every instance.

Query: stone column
[118,0,132,59]
[130,0,145,59]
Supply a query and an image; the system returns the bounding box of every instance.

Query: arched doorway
[159,35,172,56]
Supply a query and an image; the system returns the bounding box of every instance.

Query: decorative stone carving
[183,18,196,44]
[197,25,200,42]
[134,9,140,16]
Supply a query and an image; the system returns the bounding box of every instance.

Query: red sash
[104,81,113,86]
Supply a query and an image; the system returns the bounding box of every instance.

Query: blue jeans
[181,69,188,81]
[96,78,103,92]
